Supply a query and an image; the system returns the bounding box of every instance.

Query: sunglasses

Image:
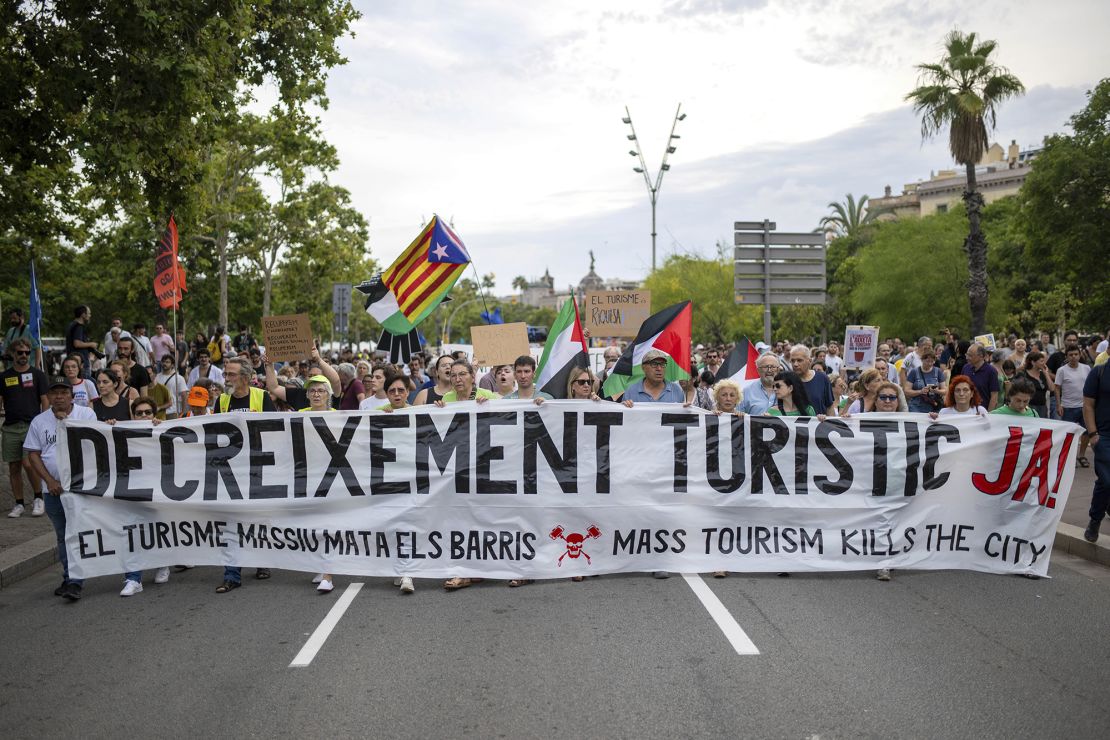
[573,379,592,386]
[13,350,30,356]
[133,409,154,417]
[772,382,787,389]
[877,394,898,401]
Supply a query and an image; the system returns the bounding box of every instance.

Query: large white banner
[58,402,1078,579]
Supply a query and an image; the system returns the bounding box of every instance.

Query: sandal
[255,568,271,579]
[215,580,240,593]
[1077,457,1090,468]
[508,579,534,588]
[570,576,585,582]
[713,571,728,578]
[444,577,481,591]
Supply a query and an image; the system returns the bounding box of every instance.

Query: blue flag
[28,260,42,345]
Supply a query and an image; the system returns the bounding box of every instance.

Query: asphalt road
[2,555,1108,739]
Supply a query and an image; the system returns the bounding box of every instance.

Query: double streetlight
[623,103,686,272]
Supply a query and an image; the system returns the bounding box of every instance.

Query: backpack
[207,338,222,362]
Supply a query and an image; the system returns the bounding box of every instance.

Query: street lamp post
[623,103,686,272]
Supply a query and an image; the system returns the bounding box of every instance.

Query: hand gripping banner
[57,403,1077,580]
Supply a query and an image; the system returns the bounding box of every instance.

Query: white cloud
[316,0,1110,291]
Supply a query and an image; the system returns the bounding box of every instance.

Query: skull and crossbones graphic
[550,524,602,566]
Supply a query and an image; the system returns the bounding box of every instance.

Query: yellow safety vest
[219,386,266,413]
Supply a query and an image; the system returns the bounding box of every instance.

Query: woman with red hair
[931,375,988,419]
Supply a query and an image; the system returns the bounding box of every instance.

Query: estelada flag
[714,338,760,384]
[154,215,187,310]
[601,301,692,399]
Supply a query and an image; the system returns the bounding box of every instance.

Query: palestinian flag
[714,338,760,384]
[601,301,692,399]
[535,296,588,398]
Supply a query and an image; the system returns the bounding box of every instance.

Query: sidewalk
[2,456,1108,589]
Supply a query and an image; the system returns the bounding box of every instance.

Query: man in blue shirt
[789,345,836,415]
[621,350,685,405]
[621,348,683,579]
[738,353,781,415]
[961,342,1000,410]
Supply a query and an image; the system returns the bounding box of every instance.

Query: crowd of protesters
[2,305,1108,600]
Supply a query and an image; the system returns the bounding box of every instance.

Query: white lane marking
[289,582,364,667]
[681,573,760,655]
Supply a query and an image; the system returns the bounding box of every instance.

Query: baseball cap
[187,387,210,406]
[48,376,74,392]
[305,374,330,387]
[642,349,668,364]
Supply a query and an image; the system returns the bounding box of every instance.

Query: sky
[312,0,1110,294]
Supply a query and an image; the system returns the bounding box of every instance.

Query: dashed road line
[681,573,760,655]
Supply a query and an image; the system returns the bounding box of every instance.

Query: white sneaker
[399,576,415,594]
[876,568,891,581]
[120,580,143,597]
[312,573,324,583]
[7,503,24,518]
[154,567,170,584]
[317,579,334,593]
[392,576,402,586]
[31,498,45,516]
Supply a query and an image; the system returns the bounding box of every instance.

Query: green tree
[906,29,1025,334]
[819,194,879,237]
[850,209,1008,338]
[2,1,359,245]
[1018,79,1110,327]
[642,253,761,345]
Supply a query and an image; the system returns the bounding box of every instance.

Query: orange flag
[154,215,187,310]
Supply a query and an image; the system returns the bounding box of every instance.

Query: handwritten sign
[843,325,879,370]
[261,314,314,362]
[471,322,530,367]
[583,290,651,337]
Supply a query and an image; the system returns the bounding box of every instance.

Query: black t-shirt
[0,367,48,425]
[93,396,132,422]
[65,320,89,357]
[224,390,276,412]
[126,363,150,392]
[1084,363,1110,435]
[1047,350,1066,375]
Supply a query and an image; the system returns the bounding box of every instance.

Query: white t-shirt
[155,371,188,415]
[23,404,98,479]
[1097,339,1108,355]
[1055,363,1091,409]
[188,364,224,386]
[825,354,843,376]
[938,405,989,417]
[901,351,923,377]
[71,378,99,408]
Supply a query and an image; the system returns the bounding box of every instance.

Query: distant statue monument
[589,250,595,272]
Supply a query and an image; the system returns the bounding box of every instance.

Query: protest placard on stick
[472,322,530,366]
[583,290,652,337]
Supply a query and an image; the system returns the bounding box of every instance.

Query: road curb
[0,532,57,590]
[1053,522,1110,567]
[0,524,1108,590]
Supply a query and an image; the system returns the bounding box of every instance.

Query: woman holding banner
[300,374,339,593]
[933,375,988,418]
[767,371,816,417]
[118,397,172,596]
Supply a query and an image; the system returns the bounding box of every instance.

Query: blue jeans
[223,566,241,584]
[1088,434,1110,521]
[43,493,83,586]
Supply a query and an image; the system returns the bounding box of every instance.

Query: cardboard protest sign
[974,333,997,351]
[471,322,529,366]
[583,290,652,337]
[843,325,880,369]
[261,314,314,362]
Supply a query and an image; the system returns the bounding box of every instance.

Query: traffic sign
[734,232,826,246]
[735,292,826,305]
[735,246,824,261]
[734,220,776,231]
[734,277,826,292]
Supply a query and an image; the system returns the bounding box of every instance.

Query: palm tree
[819,194,878,237]
[512,275,528,293]
[906,30,1024,334]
